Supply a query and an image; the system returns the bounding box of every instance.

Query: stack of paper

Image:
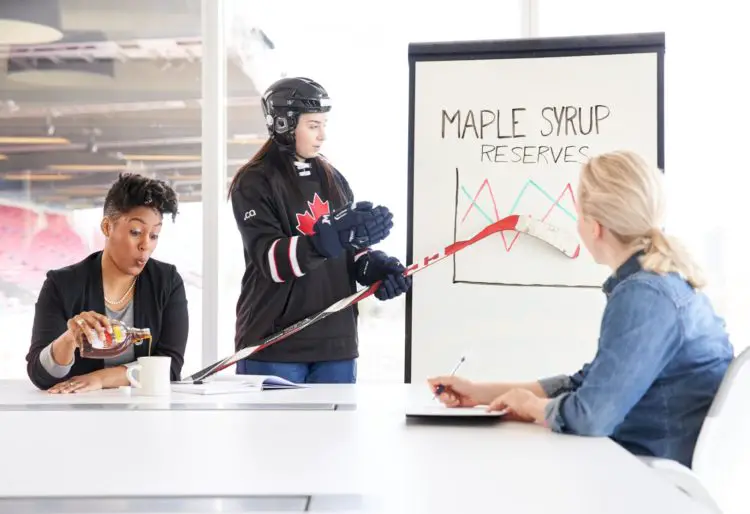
[171,374,306,395]
[405,403,507,417]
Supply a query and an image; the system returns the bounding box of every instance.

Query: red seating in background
[0,206,38,282]
[0,204,93,292]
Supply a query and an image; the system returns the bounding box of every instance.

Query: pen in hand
[432,355,466,400]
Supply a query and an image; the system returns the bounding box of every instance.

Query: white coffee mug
[126,356,171,396]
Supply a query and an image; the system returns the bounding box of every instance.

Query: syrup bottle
[78,319,152,359]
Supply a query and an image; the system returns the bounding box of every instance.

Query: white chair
[638,346,750,514]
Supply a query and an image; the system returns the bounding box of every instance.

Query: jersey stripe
[289,236,304,277]
[268,239,283,283]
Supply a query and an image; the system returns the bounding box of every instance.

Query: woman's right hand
[310,201,394,258]
[65,311,112,349]
[427,376,484,407]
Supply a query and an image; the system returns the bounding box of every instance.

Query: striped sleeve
[267,236,306,283]
[230,170,327,283]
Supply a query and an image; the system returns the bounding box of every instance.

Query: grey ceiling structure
[0,0,275,208]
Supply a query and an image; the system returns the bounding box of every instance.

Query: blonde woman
[428,150,734,468]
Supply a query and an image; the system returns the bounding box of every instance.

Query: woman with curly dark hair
[25,173,189,392]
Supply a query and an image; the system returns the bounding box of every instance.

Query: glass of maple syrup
[77,319,152,359]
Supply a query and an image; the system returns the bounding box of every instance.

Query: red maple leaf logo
[295,193,330,235]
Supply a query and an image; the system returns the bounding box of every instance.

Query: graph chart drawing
[459,178,577,252]
[452,167,600,288]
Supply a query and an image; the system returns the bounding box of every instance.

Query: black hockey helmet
[261,77,331,152]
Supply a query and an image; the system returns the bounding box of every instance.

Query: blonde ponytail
[639,228,706,289]
[579,150,706,289]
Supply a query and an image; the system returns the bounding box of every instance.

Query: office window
[218,1,523,382]
[537,0,670,36]
[0,1,208,378]
[537,1,749,350]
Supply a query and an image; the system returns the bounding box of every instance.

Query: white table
[0,379,711,513]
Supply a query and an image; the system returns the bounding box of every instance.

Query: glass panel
[537,1,749,351]
[538,0,670,36]
[219,2,522,382]
[0,1,204,379]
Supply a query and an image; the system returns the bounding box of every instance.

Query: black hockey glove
[310,201,393,259]
[355,250,412,301]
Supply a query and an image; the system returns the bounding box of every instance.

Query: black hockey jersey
[229,157,363,362]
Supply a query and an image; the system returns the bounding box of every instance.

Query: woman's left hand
[355,250,411,300]
[487,388,549,424]
[48,372,104,394]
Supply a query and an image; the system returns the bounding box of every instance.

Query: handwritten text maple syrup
[78,320,152,359]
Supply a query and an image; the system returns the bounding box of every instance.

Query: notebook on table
[405,403,507,418]
[171,374,306,395]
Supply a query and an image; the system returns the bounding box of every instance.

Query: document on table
[171,374,307,395]
[405,403,507,417]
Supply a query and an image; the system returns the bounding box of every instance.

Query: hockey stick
[176,214,580,384]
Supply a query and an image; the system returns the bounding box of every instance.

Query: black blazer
[26,251,189,390]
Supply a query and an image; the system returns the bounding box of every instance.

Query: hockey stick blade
[514,215,580,259]
[177,215,579,383]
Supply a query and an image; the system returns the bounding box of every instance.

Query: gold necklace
[104,278,136,305]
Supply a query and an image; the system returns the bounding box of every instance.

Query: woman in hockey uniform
[227,77,411,384]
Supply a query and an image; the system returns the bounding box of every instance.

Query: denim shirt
[540,251,734,468]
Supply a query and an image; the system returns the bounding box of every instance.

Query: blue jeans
[236,358,357,384]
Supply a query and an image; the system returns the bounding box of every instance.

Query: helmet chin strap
[272,133,312,164]
[273,133,296,155]
[272,135,312,168]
